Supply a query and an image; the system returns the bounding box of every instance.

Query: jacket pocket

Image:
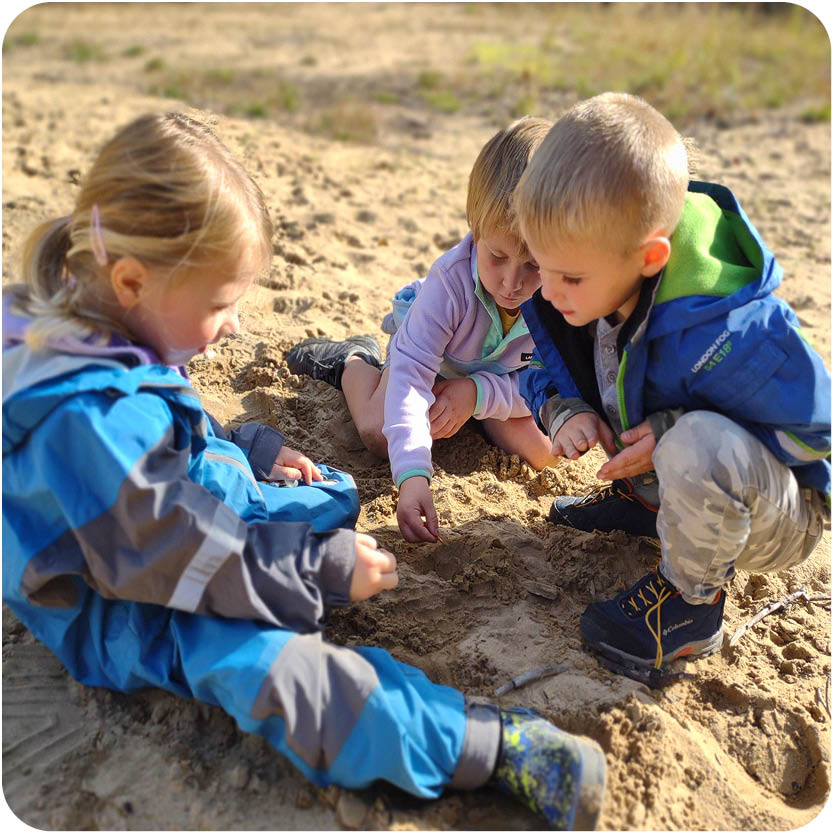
[689,337,787,411]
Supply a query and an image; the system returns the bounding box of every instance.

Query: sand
[2,3,830,830]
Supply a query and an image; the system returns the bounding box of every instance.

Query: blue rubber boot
[492,707,606,830]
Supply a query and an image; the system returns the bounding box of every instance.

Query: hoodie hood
[2,292,201,455]
[2,289,162,368]
[647,181,784,340]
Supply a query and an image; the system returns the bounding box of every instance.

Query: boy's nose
[503,265,524,291]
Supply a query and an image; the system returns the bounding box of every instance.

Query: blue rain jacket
[520,181,831,499]
[3,330,360,692]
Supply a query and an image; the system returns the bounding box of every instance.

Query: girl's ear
[110,256,150,308]
[640,236,671,277]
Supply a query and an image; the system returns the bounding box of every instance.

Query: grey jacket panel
[21,424,356,632]
[250,632,379,770]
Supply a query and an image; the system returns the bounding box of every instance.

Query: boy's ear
[640,236,671,277]
[110,256,151,308]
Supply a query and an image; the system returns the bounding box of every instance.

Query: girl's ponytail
[15,215,118,350]
[21,215,74,301]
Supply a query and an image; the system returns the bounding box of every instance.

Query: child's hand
[268,445,324,485]
[597,419,656,480]
[396,476,440,542]
[350,533,399,601]
[429,377,477,439]
[553,412,616,459]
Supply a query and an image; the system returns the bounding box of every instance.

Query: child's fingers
[377,569,399,591]
[272,465,301,481]
[560,435,579,459]
[302,460,323,484]
[411,511,439,542]
[582,424,599,449]
[430,414,454,438]
[598,420,618,454]
[428,398,448,422]
[374,548,398,573]
[621,421,653,445]
[423,503,439,540]
[597,436,654,479]
[400,517,436,542]
[298,460,315,485]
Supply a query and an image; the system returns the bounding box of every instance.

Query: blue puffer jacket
[3,305,360,688]
[520,181,831,499]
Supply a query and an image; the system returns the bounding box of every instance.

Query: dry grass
[3,2,829,141]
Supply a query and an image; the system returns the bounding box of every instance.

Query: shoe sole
[589,625,725,671]
[571,736,606,831]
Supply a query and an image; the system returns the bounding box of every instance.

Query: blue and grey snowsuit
[1,296,500,796]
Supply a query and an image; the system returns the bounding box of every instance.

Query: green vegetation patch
[464,3,829,125]
[3,31,39,52]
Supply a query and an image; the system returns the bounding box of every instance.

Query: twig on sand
[815,679,830,719]
[729,586,830,648]
[495,663,570,696]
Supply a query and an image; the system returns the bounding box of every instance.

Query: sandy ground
[2,3,831,830]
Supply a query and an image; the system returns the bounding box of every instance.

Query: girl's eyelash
[563,277,582,285]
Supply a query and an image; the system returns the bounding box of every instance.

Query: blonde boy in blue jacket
[514,93,830,676]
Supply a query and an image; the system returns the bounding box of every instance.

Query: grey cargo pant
[648,411,827,604]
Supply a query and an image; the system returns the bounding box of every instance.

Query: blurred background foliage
[3,2,829,142]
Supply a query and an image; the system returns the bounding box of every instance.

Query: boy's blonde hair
[17,111,273,349]
[515,93,691,255]
[466,115,552,256]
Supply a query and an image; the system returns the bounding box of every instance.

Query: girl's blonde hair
[514,92,692,255]
[17,111,273,349]
[466,115,553,256]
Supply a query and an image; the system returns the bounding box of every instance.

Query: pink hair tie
[90,204,108,267]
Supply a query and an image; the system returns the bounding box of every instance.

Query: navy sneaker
[580,569,725,671]
[285,335,382,390]
[550,479,658,537]
[493,707,606,830]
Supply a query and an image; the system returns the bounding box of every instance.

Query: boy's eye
[563,276,582,286]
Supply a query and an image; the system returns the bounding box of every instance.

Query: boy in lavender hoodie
[287,117,555,541]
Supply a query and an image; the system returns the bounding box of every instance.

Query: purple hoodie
[382,233,535,487]
[2,289,179,375]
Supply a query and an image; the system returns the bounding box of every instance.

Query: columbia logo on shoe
[662,619,693,637]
